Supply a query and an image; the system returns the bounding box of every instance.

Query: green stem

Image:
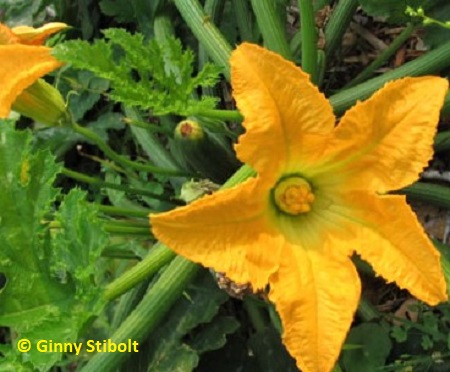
[90,165,256,370]
[173,0,233,79]
[199,0,226,97]
[222,164,256,188]
[298,0,318,82]
[97,205,150,218]
[123,107,182,173]
[434,130,450,152]
[61,168,184,205]
[49,221,150,235]
[345,23,416,88]
[104,243,176,301]
[103,225,150,235]
[103,219,149,228]
[330,40,450,115]
[154,12,175,42]
[123,117,172,135]
[432,239,450,296]
[243,296,269,333]
[357,296,379,322]
[101,247,139,260]
[232,0,255,42]
[442,92,450,117]
[197,108,243,121]
[250,0,292,60]
[399,182,450,209]
[71,122,188,176]
[324,0,358,63]
[81,257,200,372]
[203,0,225,26]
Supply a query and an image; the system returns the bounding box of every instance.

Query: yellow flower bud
[12,79,71,127]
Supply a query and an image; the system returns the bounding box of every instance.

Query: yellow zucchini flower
[0,22,68,125]
[151,43,449,372]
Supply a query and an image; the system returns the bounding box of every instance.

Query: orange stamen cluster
[273,177,315,215]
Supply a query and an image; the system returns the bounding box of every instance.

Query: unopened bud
[12,78,71,126]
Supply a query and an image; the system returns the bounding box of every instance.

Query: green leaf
[247,327,298,372]
[0,121,107,370]
[99,0,164,36]
[61,70,110,122]
[188,316,240,353]
[0,0,47,25]
[357,0,443,23]
[53,28,222,117]
[342,323,392,372]
[423,3,450,48]
[99,0,136,23]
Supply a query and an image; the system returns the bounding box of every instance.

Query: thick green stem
[199,0,226,97]
[154,12,175,42]
[243,296,269,333]
[103,225,150,235]
[324,0,358,62]
[250,0,292,60]
[435,130,450,152]
[49,221,150,235]
[432,239,450,296]
[97,205,150,218]
[104,243,176,301]
[345,23,416,88]
[232,0,255,42]
[357,296,380,322]
[173,0,233,79]
[298,0,318,82]
[61,168,183,205]
[399,182,450,209]
[330,40,450,115]
[81,257,200,372]
[72,122,188,176]
[441,92,450,117]
[87,164,256,371]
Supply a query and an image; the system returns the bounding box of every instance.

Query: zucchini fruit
[170,119,241,183]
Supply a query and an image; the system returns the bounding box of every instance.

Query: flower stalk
[61,168,183,205]
[250,0,292,60]
[83,256,200,372]
[71,122,190,177]
[298,0,318,82]
[330,40,450,114]
[104,243,177,301]
[173,0,232,79]
[399,182,450,209]
[232,0,256,42]
[323,0,358,62]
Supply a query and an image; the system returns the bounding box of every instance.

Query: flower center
[273,176,315,215]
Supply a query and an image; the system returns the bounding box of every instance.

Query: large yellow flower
[0,22,66,119]
[151,43,448,372]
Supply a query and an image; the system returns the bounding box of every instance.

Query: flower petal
[12,22,68,45]
[0,45,62,118]
[269,244,360,372]
[0,23,20,44]
[348,193,447,305]
[151,177,281,289]
[328,77,448,193]
[230,43,335,181]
